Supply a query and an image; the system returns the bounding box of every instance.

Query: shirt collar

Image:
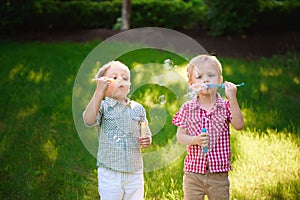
[189,93,227,110]
[215,93,227,108]
[104,97,132,108]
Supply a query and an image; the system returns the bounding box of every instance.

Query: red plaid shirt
[172,94,232,174]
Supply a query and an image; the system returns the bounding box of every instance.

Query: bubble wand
[92,78,131,86]
[141,122,147,137]
[206,82,245,89]
[192,67,245,89]
[190,82,244,92]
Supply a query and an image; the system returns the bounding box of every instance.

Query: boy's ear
[219,75,223,84]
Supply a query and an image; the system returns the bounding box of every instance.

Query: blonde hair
[186,55,222,83]
[94,61,129,79]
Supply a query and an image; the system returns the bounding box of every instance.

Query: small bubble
[112,135,120,143]
[193,67,200,77]
[184,86,198,100]
[164,59,173,70]
[158,95,167,104]
[192,83,208,91]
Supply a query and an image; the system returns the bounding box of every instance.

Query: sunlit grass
[230,129,300,200]
[0,41,299,199]
[143,128,300,200]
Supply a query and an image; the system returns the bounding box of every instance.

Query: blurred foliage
[130,0,204,29]
[251,0,300,32]
[203,0,260,36]
[203,0,300,36]
[0,0,299,35]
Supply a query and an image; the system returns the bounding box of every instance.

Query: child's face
[104,64,131,101]
[192,64,222,94]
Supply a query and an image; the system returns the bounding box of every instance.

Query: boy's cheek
[104,91,111,98]
[104,86,114,97]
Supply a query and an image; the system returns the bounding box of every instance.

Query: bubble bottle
[201,128,208,154]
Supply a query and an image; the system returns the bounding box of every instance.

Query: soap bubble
[193,67,200,78]
[112,135,121,143]
[192,83,208,91]
[158,95,167,105]
[153,74,166,86]
[73,27,208,172]
[184,86,198,100]
[164,59,173,70]
[148,105,167,136]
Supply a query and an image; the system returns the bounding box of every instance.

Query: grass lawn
[0,41,299,199]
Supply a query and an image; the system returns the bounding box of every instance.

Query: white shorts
[97,167,144,200]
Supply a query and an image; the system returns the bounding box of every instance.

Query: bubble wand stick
[206,82,245,89]
[92,78,131,86]
[141,122,147,137]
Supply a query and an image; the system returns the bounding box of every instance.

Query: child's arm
[224,81,244,130]
[83,77,110,125]
[177,127,208,146]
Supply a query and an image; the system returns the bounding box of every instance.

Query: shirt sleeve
[141,106,152,137]
[226,100,232,122]
[172,103,188,129]
[82,106,103,127]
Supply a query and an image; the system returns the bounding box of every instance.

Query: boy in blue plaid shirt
[83,61,151,200]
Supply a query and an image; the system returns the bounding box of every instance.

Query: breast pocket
[102,114,119,131]
[186,116,203,136]
[130,112,142,138]
[211,114,228,133]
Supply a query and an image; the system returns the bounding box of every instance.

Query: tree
[121,0,131,30]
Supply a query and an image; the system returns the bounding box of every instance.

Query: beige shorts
[183,170,229,200]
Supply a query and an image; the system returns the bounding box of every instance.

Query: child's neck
[198,93,217,112]
[115,97,128,105]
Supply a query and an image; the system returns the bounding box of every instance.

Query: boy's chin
[111,93,128,101]
[199,90,215,96]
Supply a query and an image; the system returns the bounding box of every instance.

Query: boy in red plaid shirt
[172,55,244,200]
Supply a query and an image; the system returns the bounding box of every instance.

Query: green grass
[0,41,299,199]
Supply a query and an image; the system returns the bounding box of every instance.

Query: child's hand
[191,133,209,147]
[95,76,113,97]
[223,81,237,100]
[139,136,151,148]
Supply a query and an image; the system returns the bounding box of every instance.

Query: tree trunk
[121,0,131,30]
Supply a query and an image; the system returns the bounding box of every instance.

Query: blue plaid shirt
[84,97,151,172]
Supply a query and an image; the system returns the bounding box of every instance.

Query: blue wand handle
[201,128,208,154]
[206,82,245,88]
